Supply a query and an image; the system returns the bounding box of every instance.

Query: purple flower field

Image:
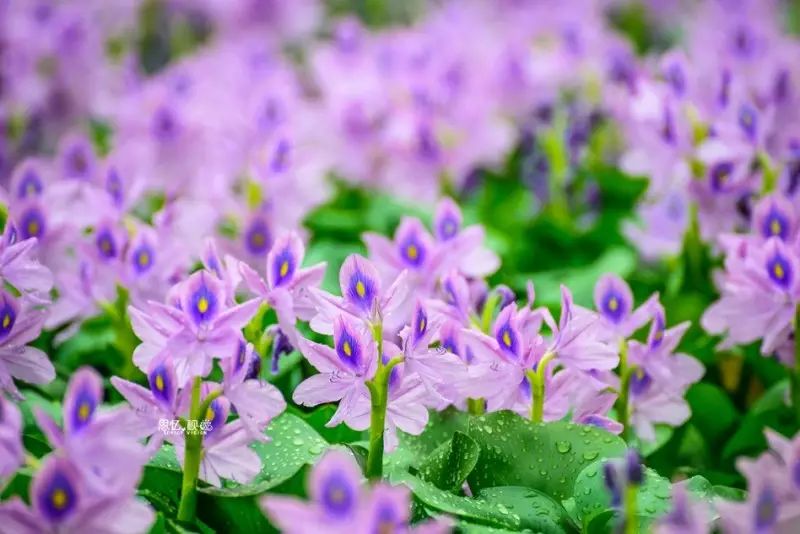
[2,1,800,532]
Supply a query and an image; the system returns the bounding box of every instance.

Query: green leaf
[467,411,627,499]
[385,408,469,477]
[572,461,672,525]
[200,413,328,497]
[686,383,738,444]
[293,405,365,444]
[399,475,574,532]
[713,485,747,502]
[193,413,329,533]
[640,425,673,457]
[418,431,480,492]
[477,486,577,533]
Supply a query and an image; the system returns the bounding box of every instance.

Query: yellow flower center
[502,330,512,347]
[251,232,265,247]
[138,251,150,267]
[2,314,10,329]
[770,218,782,236]
[418,318,426,333]
[356,280,366,298]
[406,244,418,260]
[100,238,111,253]
[155,374,164,391]
[197,297,209,314]
[280,261,289,277]
[608,297,618,312]
[27,220,39,236]
[343,341,352,357]
[51,489,68,509]
[774,263,785,280]
[78,402,91,421]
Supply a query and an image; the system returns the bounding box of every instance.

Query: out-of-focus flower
[0,291,54,399]
[261,450,452,534]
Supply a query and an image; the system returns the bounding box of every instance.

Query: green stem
[792,304,800,425]
[529,352,556,422]
[758,150,779,194]
[177,377,203,522]
[364,355,403,480]
[467,398,485,416]
[480,293,501,334]
[624,484,638,534]
[615,341,632,442]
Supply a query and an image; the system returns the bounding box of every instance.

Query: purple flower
[34,367,148,495]
[546,286,620,371]
[239,231,327,345]
[702,237,799,360]
[0,291,55,399]
[0,395,23,479]
[261,450,451,533]
[110,358,181,452]
[752,194,795,242]
[262,450,366,533]
[654,485,712,534]
[364,204,498,295]
[593,274,659,340]
[400,300,468,406]
[308,254,409,334]
[134,270,261,386]
[293,315,376,428]
[0,455,154,534]
[222,341,286,440]
[0,224,53,300]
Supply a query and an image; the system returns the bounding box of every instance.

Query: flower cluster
[612,0,800,258]
[0,368,154,533]
[702,194,797,365]
[0,222,54,398]
[116,254,286,489]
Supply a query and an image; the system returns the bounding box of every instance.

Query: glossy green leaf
[385,408,469,477]
[572,461,672,525]
[399,474,575,532]
[200,413,328,497]
[418,431,480,492]
[466,411,627,499]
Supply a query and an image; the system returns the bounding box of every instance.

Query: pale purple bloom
[0,455,155,534]
[0,224,53,299]
[222,341,286,440]
[702,237,799,361]
[0,291,55,398]
[135,270,260,386]
[593,274,659,340]
[262,450,366,534]
[364,203,498,295]
[0,395,24,479]
[239,231,327,345]
[545,286,620,371]
[293,315,376,428]
[110,358,181,452]
[400,300,468,406]
[261,450,451,533]
[655,485,713,534]
[308,254,409,334]
[34,367,148,495]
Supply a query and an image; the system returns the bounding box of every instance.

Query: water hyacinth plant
[4,0,800,532]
